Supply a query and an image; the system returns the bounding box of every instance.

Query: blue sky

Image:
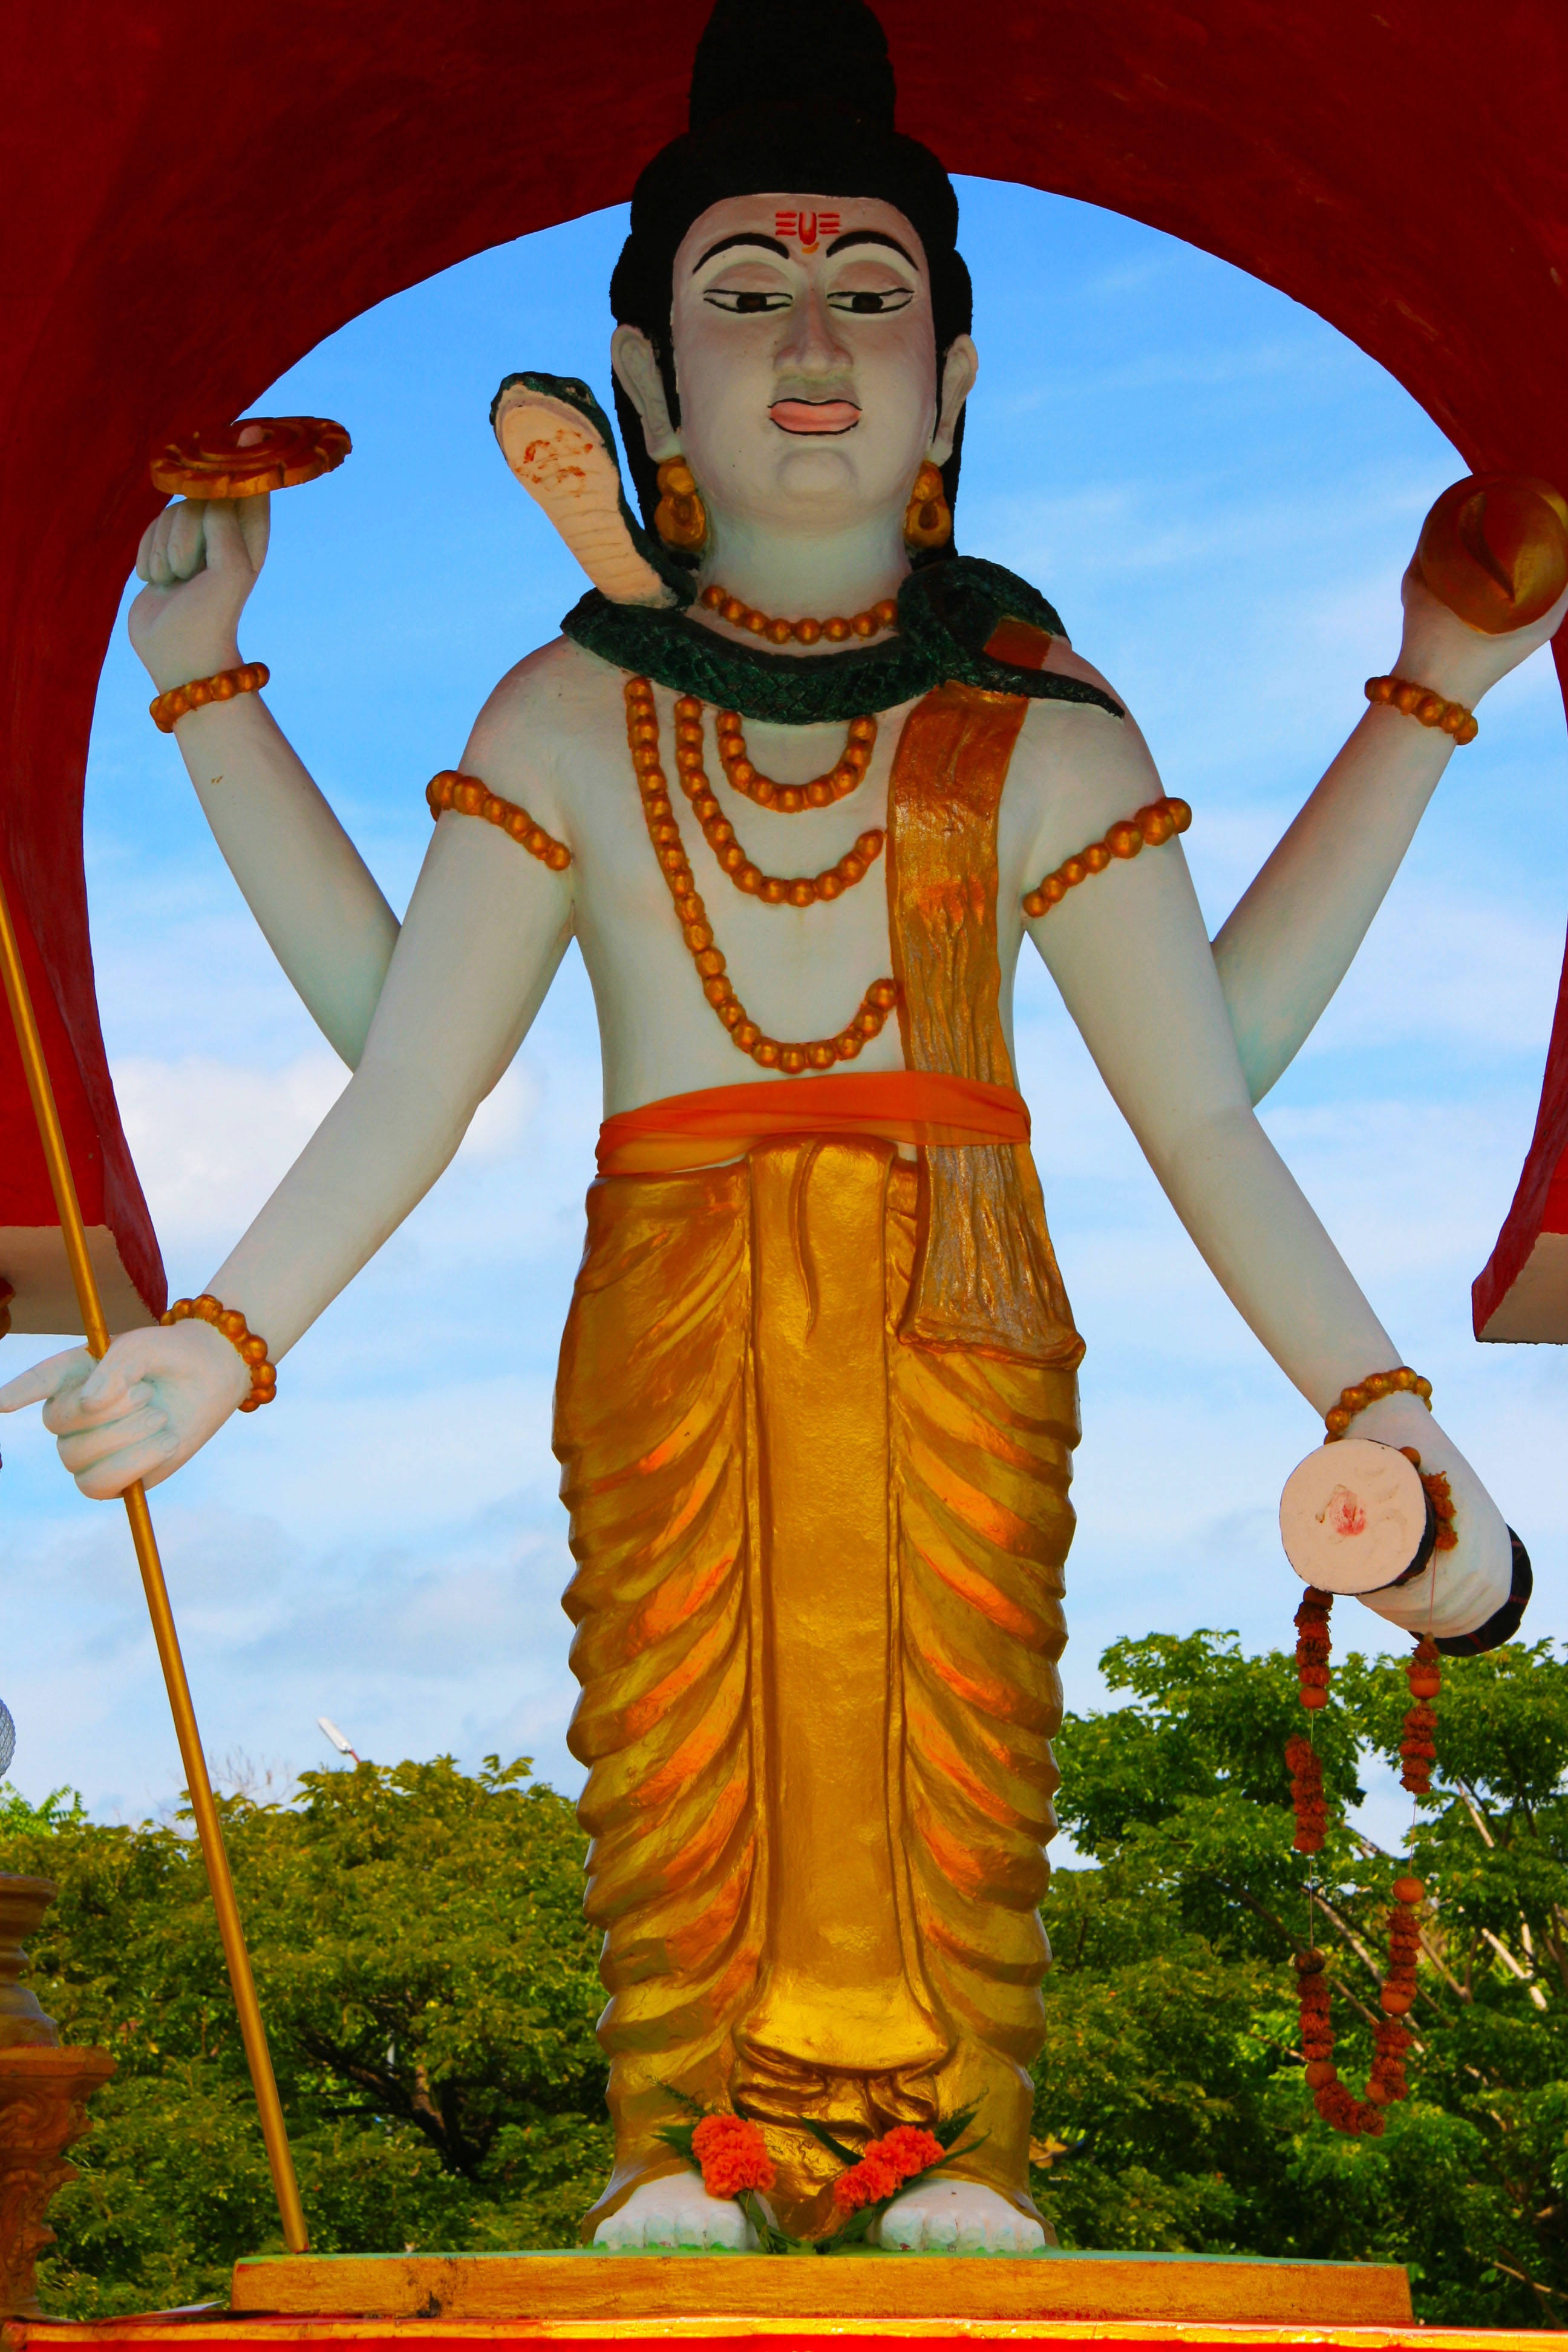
[2,178,1564,1851]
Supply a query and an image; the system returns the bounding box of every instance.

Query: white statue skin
[3,191,1563,2253]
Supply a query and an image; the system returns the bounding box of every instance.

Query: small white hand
[128,494,270,695]
[1307,1393,1512,1642]
[0,1322,250,1500]
[1394,562,1568,711]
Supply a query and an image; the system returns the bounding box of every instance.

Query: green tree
[0,1757,610,2316]
[5,1635,1564,2324]
[1031,1631,1568,2327]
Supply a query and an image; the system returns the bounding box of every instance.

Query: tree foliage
[3,1631,1564,2325]
[0,1757,609,2316]
[1031,1631,1568,2327]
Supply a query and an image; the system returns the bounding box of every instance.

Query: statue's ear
[611,326,682,462]
[929,335,979,467]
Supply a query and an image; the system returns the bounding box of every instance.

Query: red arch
[2,0,1564,1331]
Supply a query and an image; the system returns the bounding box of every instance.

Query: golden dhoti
[559,648,1083,2236]
[556,1137,1079,2238]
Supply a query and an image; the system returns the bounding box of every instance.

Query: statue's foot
[593,2168,757,2251]
[876,2179,1045,2253]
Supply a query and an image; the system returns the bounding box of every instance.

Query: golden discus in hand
[1416,471,1568,634]
[149,416,351,500]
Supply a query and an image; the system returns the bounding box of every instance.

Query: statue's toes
[877,2202,926,2251]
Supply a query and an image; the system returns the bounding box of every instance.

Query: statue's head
[609,0,976,566]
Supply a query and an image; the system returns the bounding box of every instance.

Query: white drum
[1279,1437,1432,1595]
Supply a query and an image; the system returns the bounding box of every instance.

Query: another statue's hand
[1395,561,1568,711]
[0,1321,250,1500]
[128,494,270,695]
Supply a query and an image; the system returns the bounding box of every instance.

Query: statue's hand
[1395,561,1568,711]
[0,1321,250,1500]
[1283,1391,1515,1645]
[128,494,270,696]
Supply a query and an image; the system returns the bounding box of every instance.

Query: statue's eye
[826,287,915,315]
[704,289,792,313]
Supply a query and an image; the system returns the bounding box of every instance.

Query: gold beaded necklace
[716,708,877,812]
[668,696,883,903]
[699,581,898,645]
[625,676,898,1074]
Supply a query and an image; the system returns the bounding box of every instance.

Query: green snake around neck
[563,557,1125,725]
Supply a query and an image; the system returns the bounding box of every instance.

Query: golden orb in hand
[1416,471,1568,634]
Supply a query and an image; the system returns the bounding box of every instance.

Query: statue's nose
[776,280,852,374]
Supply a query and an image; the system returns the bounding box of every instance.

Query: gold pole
[0,866,309,2253]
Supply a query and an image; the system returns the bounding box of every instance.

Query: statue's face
[667,192,944,534]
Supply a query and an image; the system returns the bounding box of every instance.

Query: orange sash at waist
[596,1071,1031,1177]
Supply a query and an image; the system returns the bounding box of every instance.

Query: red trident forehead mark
[774,209,841,253]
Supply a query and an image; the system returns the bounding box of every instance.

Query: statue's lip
[769,399,860,435]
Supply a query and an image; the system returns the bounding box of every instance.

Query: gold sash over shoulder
[556,642,1083,2240]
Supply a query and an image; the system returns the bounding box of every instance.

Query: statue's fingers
[166,499,208,581]
[211,491,270,574]
[56,1399,168,1475]
[0,1347,93,1414]
[77,1328,171,1410]
[134,514,162,585]
[71,1426,182,1503]
[143,506,180,589]
[43,1376,152,1437]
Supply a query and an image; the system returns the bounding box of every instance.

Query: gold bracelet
[426,771,572,870]
[1364,675,1477,743]
[1022,797,1191,919]
[1324,1364,1432,1441]
[149,662,269,733]
[160,1293,276,1411]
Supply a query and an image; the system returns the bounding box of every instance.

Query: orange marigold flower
[871,2125,946,2183]
[832,2153,902,2213]
[691,2112,775,2198]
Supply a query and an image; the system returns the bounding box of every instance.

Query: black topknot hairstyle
[610,0,972,555]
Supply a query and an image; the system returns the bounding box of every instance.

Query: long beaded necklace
[624,676,898,1074]
[668,697,883,903]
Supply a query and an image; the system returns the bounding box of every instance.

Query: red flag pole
[0,866,309,2254]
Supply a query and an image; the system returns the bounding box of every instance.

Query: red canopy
[3,0,1566,1335]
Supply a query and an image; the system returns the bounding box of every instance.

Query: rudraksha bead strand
[149,661,269,733]
[670,697,883,900]
[1365,674,1478,743]
[1294,1586,1333,1711]
[1324,1364,1432,1439]
[426,771,572,869]
[1381,1875,1425,2017]
[624,676,899,1073]
[714,708,878,812]
[1022,797,1191,920]
[1285,1734,1328,1854]
[700,581,899,647]
[161,1293,276,1411]
[1399,1642,1442,1793]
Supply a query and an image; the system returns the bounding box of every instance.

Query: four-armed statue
[2,0,1561,2256]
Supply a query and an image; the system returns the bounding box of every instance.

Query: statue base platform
[218,2250,1415,2328]
[0,2248,1543,2352]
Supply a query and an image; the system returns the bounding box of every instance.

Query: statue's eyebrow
[692,233,792,270]
[825,229,918,266]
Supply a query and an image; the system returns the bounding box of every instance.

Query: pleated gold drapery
[556,662,1083,2240]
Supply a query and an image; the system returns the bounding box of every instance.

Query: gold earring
[655,457,708,552]
[904,460,952,550]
